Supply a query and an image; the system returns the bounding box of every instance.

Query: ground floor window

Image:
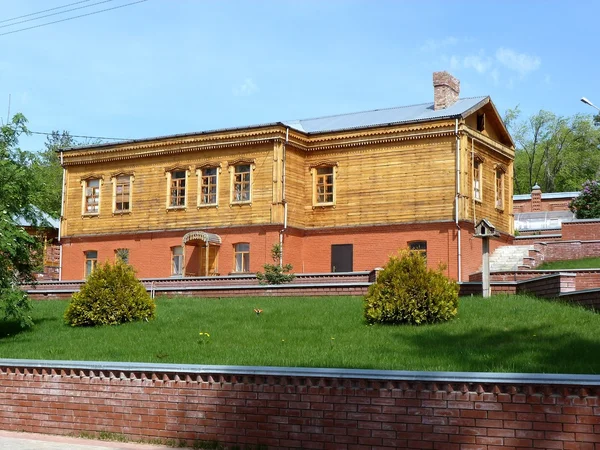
[172,246,183,276]
[115,248,129,264]
[84,250,98,277]
[409,241,427,260]
[233,243,250,272]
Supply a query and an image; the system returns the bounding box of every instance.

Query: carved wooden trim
[227,158,255,168]
[308,160,339,171]
[195,161,222,171]
[164,165,190,174]
[80,173,104,182]
[494,163,508,173]
[110,171,135,179]
[473,154,485,164]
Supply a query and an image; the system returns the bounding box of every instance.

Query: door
[199,245,219,276]
[331,244,353,272]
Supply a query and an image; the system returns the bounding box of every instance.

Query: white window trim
[473,160,482,203]
[165,168,189,210]
[196,164,221,208]
[111,173,134,214]
[228,161,255,206]
[80,176,103,216]
[495,166,506,211]
[310,162,338,208]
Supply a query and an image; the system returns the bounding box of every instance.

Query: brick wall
[562,220,600,241]
[1,361,599,449]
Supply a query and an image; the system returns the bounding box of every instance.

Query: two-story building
[58,71,514,281]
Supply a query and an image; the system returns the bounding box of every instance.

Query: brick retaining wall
[1,360,599,449]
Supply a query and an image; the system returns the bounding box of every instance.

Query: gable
[463,99,513,148]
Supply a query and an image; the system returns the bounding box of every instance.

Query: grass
[536,256,600,270]
[1,295,600,374]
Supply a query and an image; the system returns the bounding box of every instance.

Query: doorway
[331,244,353,272]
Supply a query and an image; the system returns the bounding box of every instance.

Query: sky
[2,0,600,152]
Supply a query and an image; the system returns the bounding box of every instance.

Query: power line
[30,131,129,141]
[0,0,148,37]
[0,0,115,30]
[0,0,93,24]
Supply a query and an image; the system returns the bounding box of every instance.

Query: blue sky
[2,0,599,151]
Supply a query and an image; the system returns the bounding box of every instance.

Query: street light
[581,97,600,112]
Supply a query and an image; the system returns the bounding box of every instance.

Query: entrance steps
[487,245,535,271]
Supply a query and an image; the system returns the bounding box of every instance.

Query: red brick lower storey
[60,221,512,281]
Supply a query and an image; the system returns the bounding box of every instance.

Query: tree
[569,180,600,219]
[506,108,600,194]
[256,244,295,285]
[0,114,44,328]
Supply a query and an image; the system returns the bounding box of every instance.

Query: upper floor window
[233,243,250,273]
[495,166,505,210]
[200,167,218,205]
[172,246,183,276]
[85,250,98,277]
[168,170,187,208]
[83,178,101,214]
[114,174,132,213]
[473,159,482,202]
[310,162,338,207]
[233,165,251,203]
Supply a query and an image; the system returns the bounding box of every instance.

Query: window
[114,175,131,212]
[200,167,218,205]
[172,246,183,276]
[477,113,485,132]
[169,170,186,207]
[85,250,98,277]
[310,162,338,207]
[316,167,334,204]
[409,241,427,260]
[233,243,250,272]
[473,160,482,201]
[495,168,505,210]
[233,165,251,202]
[115,248,129,264]
[84,179,100,214]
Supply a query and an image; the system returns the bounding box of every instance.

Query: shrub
[256,243,295,285]
[64,260,156,326]
[569,180,600,219]
[364,250,458,325]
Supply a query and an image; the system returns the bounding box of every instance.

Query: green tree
[569,180,600,219]
[0,114,43,328]
[256,243,295,285]
[506,108,600,194]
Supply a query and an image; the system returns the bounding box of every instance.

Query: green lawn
[536,257,600,270]
[1,295,599,374]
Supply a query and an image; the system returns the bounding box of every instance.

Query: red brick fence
[1,360,599,449]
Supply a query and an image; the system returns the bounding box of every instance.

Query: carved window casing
[165,167,189,209]
[495,165,506,210]
[310,162,338,207]
[112,173,133,213]
[81,175,103,216]
[228,159,255,205]
[473,155,484,203]
[196,163,221,207]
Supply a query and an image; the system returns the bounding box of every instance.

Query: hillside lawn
[536,256,600,270]
[1,295,599,374]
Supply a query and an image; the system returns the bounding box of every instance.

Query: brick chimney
[433,71,460,110]
[531,184,542,212]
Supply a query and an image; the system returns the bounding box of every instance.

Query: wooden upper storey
[60,100,515,238]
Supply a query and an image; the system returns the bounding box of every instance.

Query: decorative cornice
[227,158,255,167]
[164,165,190,173]
[80,173,104,182]
[195,161,222,171]
[309,160,339,170]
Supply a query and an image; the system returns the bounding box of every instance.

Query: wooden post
[205,242,209,277]
[482,236,490,298]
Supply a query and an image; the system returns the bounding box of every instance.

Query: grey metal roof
[514,191,580,201]
[62,96,489,152]
[14,208,59,229]
[282,96,489,133]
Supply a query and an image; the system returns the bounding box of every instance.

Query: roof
[14,208,59,229]
[514,192,580,201]
[62,96,490,152]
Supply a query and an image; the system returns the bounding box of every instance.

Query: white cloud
[420,36,459,52]
[495,48,541,76]
[448,52,493,74]
[233,78,258,96]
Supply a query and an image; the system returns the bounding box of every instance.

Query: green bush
[65,260,156,326]
[364,250,459,325]
[256,243,295,285]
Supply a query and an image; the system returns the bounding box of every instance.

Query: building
[513,184,578,235]
[58,71,514,281]
[15,210,60,280]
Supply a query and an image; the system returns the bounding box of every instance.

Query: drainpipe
[279,128,289,266]
[455,119,462,282]
[58,150,65,281]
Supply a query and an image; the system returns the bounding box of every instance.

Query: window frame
[473,155,484,203]
[408,241,427,261]
[228,159,255,205]
[81,175,103,216]
[310,161,338,208]
[196,163,221,208]
[233,243,250,273]
[171,246,184,276]
[165,166,189,209]
[115,248,129,264]
[494,165,506,211]
[84,250,98,277]
[111,172,134,214]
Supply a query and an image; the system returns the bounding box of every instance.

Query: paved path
[0,431,186,450]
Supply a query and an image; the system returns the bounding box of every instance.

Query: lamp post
[581,97,600,112]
